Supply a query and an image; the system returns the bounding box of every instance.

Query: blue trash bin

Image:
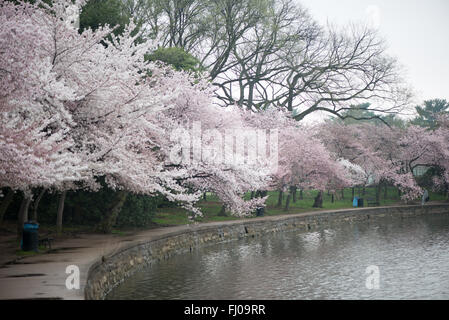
[22,222,39,252]
[353,197,359,207]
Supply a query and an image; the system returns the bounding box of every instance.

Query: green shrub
[115,193,159,227]
[2,187,161,229]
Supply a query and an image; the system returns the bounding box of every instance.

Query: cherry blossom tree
[0,0,273,232]
[318,121,423,201]
[243,108,351,210]
[157,78,273,216]
[397,124,449,198]
[1,0,88,232]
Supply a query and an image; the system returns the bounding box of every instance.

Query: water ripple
[107,213,449,300]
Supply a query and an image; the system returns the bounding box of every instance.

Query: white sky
[298,0,449,106]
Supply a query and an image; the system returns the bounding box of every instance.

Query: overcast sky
[298,0,449,106]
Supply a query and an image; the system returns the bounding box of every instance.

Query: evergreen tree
[412,99,449,130]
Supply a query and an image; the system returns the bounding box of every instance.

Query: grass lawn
[2,187,446,246]
[1,187,444,259]
[153,187,448,226]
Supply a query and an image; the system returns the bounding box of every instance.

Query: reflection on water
[107,213,449,300]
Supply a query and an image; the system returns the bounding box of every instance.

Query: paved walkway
[0,204,445,300]
[0,224,189,300]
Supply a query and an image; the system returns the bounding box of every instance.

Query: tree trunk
[218,205,227,217]
[203,192,207,201]
[284,191,291,211]
[292,187,297,203]
[17,195,31,241]
[299,189,303,200]
[362,187,366,196]
[313,191,323,208]
[384,183,388,199]
[257,191,267,216]
[277,190,283,208]
[0,188,14,226]
[352,187,355,199]
[32,189,46,222]
[56,191,67,234]
[250,191,255,199]
[331,193,334,203]
[97,191,128,234]
[341,189,345,200]
[375,184,381,203]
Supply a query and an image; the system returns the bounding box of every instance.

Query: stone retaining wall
[84,204,449,300]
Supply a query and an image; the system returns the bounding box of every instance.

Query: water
[106,213,449,300]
